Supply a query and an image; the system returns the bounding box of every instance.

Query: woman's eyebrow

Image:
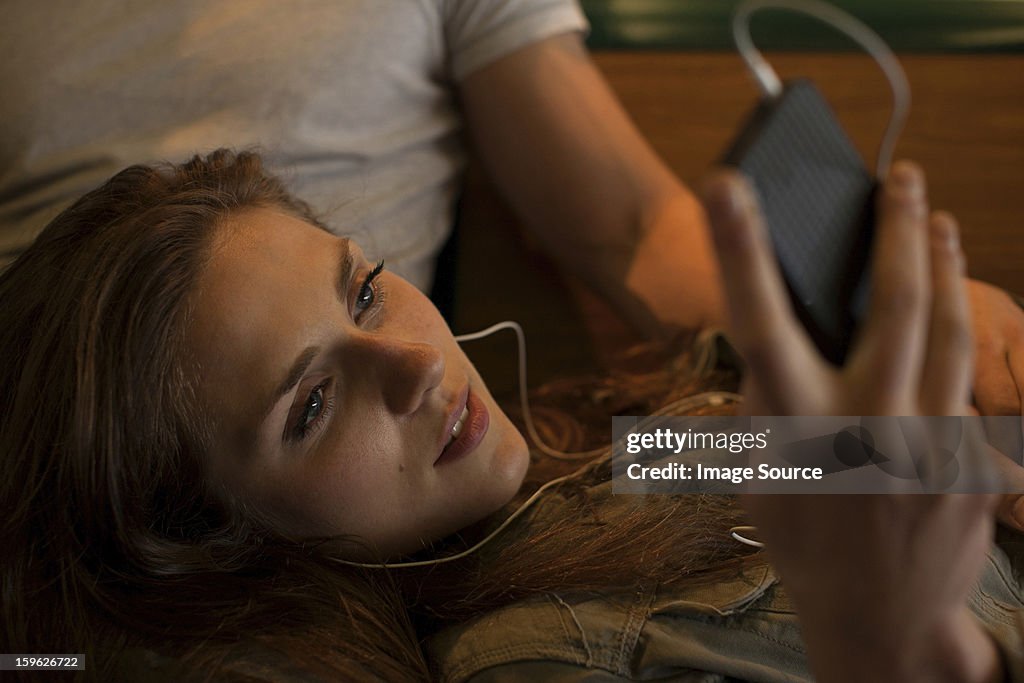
[266,345,321,422]
[334,237,354,306]
[260,238,354,424]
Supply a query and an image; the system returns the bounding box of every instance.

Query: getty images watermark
[611,416,1024,494]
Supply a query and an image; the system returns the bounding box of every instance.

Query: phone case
[721,78,876,365]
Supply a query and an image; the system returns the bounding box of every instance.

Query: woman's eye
[299,385,324,429]
[355,280,375,311]
[291,381,331,441]
[354,260,385,317]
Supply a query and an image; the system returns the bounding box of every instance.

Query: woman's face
[187,208,529,558]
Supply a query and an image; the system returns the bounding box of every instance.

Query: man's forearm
[459,33,726,339]
[549,184,725,339]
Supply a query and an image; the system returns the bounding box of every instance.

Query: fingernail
[889,162,925,200]
[705,175,758,250]
[707,175,750,222]
[931,212,960,250]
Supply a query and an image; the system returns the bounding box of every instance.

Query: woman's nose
[349,333,445,415]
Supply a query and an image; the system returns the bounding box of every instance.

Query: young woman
[1,150,1018,682]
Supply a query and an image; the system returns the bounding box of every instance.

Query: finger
[973,350,1023,418]
[919,211,972,415]
[997,495,1024,533]
[973,351,1018,416]
[991,447,1024,531]
[968,281,1021,416]
[701,171,818,401]
[1008,317,1024,414]
[850,161,931,400]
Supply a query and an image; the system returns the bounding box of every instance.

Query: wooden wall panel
[591,51,1024,293]
[455,52,1024,388]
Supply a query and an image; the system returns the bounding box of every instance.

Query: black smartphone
[720,78,876,365]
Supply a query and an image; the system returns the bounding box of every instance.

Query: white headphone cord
[336,466,586,569]
[334,321,739,568]
[728,1,913,550]
[455,321,741,461]
[733,0,910,179]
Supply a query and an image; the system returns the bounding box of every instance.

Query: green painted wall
[581,0,1024,51]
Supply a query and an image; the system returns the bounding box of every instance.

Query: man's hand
[967,279,1024,531]
[969,279,1024,415]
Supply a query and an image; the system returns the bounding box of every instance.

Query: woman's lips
[435,390,489,466]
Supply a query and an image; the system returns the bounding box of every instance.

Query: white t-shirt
[0,0,587,289]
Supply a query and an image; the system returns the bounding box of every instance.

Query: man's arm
[458,32,724,339]
[458,30,1024,442]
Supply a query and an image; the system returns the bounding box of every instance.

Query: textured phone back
[722,79,875,364]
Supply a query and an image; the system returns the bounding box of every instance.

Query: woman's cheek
[302,425,419,534]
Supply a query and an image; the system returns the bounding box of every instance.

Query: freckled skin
[187,208,530,559]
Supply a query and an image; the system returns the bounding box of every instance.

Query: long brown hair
[0,150,757,681]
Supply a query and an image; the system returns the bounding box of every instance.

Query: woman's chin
[489,425,531,502]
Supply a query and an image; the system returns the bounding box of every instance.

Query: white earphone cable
[727,1,912,551]
[455,321,741,461]
[334,321,739,568]
[334,3,910,566]
[732,0,910,179]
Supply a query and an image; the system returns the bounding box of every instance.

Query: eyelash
[354,260,385,319]
[290,379,334,442]
[288,260,386,443]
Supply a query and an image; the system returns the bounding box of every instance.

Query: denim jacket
[426,483,1024,683]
